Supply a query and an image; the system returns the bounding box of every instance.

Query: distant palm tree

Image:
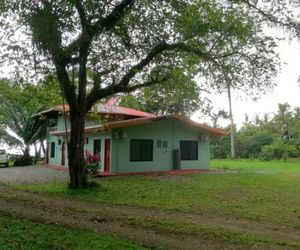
[0,99,47,160]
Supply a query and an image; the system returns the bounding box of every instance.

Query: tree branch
[74,0,88,29]
[123,74,172,93]
[86,41,238,109]
[65,0,135,57]
[241,0,298,30]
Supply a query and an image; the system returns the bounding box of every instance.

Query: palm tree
[0,99,47,162]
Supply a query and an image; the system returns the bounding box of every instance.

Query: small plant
[84,150,100,177]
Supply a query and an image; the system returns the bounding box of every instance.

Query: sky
[193,37,300,128]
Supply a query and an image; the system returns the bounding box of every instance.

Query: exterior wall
[48,117,211,173]
[111,120,210,174]
[47,133,62,166]
[82,133,111,171]
[57,116,99,131]
[47,131,111,170]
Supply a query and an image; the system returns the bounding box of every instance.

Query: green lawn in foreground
[20,159,300,227]
[0,213,145,250]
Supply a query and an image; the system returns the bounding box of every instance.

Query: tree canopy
[119,68,209,117]
[0,0,287,187]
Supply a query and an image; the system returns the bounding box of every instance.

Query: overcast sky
[193,37,300,128]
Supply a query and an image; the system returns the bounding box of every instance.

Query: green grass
[20,159,300,227]
[0,213,145,250]
[211,158,300,172]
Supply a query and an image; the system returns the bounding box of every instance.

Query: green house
[37,104,226,175]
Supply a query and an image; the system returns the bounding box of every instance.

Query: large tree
[120,68,208,117]
[0,1,280,188]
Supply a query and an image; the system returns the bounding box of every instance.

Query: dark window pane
[163,141,168,148]
[157,140,161,148]
[130,139,153,161]
[180,141,198,160]
[94,139,101,155]
[50,142,55,158]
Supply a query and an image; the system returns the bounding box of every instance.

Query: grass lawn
[0,213,145,250]
[20,159,300,227]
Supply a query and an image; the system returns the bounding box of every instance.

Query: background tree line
[211,103,300,160]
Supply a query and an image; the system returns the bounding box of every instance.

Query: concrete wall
[57,115,99,131]
[111,119,210,174]
[47,132,111,171]
[48,117,210,173]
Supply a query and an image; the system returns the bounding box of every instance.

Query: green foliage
[211,133,230,159]
[244,131,274,158]
[13,155,33,166]
[0,78,61,155]
[212,103,300,160]
[120,68,206,116]
[260,140,299,161]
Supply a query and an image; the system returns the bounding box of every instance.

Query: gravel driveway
[0,165,69,185]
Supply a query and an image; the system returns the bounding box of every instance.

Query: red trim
[61,142,65,166]
[39,164,69,173]
[39,164,213,177]
[104,139,111,173]
[98,169,212,177]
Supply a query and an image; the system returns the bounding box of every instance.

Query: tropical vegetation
[212,103,300,160]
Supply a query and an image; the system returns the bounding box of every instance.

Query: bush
[13,155,33,166]
[244,131,274,158]
[260,140,299,161]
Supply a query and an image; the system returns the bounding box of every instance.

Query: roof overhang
[50,115,228,137]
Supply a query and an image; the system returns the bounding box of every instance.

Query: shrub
[244,131,274,158]
[260,139,299,161]
[13,155,33,166]
[84,150,100,177]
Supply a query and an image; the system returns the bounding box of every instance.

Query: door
[46,143,49,164]
[61,142,65,166]
[104,139,111,173]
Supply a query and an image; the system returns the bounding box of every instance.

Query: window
[163,141,168,148]
[84,137,89,144]
[93,139,101,155]
[156,140,162,148]
[50,142,55,158]
[180,141,198,160]
[58,139,61,145]
[130,139,153,161]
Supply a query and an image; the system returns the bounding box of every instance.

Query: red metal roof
[34,104,154,118]
[50,114,228,137]
[93,103,155,117]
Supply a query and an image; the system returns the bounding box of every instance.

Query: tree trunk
[68,106,88,188]
[34,142,38,164]
[227,85,235,159]
[40,140,46,156]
